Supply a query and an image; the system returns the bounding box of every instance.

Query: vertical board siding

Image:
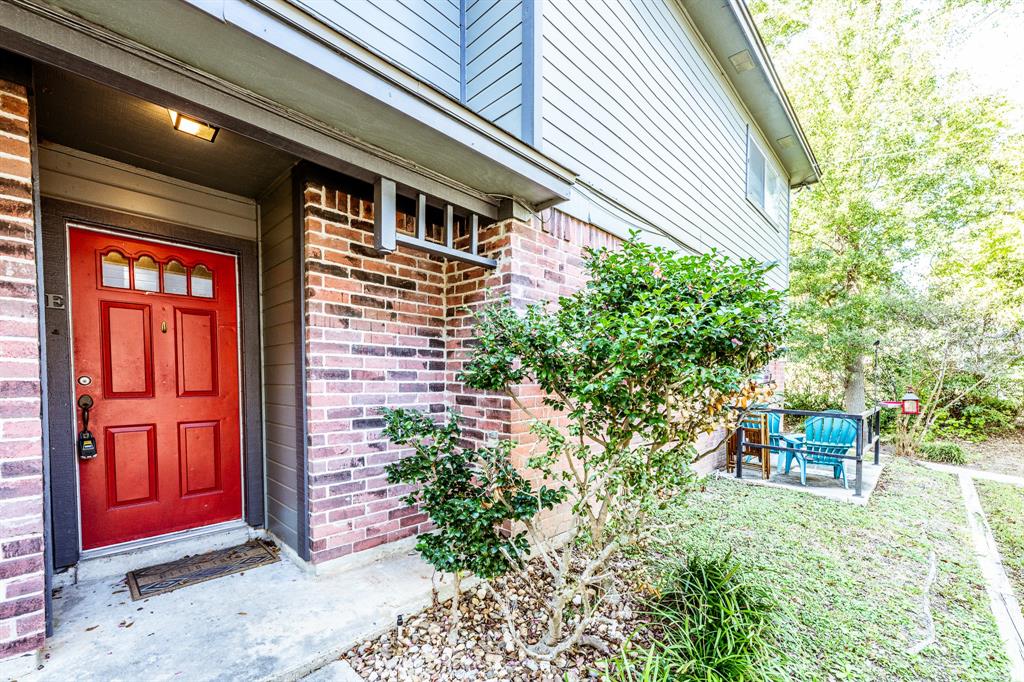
[540,0,790,288]
[290,0,462,98]
[259,177,300,551]
[283,0,528,138]
[465,0,524,137]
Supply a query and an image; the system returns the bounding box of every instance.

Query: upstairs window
[746,128,790,230]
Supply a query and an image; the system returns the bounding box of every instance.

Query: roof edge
[729,0,820,185]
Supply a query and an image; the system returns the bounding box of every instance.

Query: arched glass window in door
[101,251,130,288]
[163,259,188,295]
[133,256,160,292]
[190,264,214,298]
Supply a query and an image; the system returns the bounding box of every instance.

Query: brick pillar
[447,211,621,537]
[302,180,446,563]
[0,77,46,658]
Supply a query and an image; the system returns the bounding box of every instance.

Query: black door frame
[41,199,265,569]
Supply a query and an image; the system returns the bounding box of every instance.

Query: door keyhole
[161,321,168,333]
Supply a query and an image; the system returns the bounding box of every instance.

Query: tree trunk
[844,355,866,414]
[451,570,462,621]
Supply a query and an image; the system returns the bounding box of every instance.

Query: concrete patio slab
[4,544,449,682]
[717,457,887,506]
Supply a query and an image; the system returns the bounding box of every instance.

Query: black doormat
[126,539,279,600]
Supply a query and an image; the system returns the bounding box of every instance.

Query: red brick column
[302,181,448,563]
[0,77,46,658]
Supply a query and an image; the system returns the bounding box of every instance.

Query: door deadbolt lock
[76,394,98,460]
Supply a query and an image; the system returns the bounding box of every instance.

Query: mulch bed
[343,559,650,681]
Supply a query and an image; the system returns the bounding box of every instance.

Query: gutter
[728,0,821,183]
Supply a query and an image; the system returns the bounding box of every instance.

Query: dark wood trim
[24,59,56,638]
[291,164,311,561]
[0,47,30,84]
[41,199,265,568]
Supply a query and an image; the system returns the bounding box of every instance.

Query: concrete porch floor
[718,456,887,505]
[9,545,444,682]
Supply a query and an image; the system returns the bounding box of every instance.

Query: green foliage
[460,234,785,543]
[781,385,840,414]
[919,441,968,465]
[382,408,565,580]
[781,381,845,432]
[603,553,779,682]
[750,0,1024,412]
[601,640,675,682]
[874,294,1024,454]
[929,388,1022,442]
[447,233,785,656]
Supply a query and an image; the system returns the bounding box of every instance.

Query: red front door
[69,225,242,550]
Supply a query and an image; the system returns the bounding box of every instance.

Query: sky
[945,2,1024,130]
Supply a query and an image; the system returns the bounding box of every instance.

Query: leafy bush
[450,235,785,659]
[780,383,844,432]
[919,440,968,465]
[781,385,840,413]
[929,392,1021,442]
[382,408,564,621]
[605,553,779,682]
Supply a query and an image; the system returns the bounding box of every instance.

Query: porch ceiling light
[167,109,218,142]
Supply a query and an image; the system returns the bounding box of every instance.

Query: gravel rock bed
[343,561,649,681]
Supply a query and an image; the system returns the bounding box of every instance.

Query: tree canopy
[751,0,1024,416]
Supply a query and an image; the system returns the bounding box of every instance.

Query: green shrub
[604,553,779,682]
[602,640,675,682]
[780,385,843,432]
[929,395,1021,442]
[919,440,968,465]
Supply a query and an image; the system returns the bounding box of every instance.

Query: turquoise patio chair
[780,411,857,488]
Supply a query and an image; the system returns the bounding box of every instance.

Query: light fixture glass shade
[167,109,219,142]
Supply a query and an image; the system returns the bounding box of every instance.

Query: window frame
[745,127,790,231]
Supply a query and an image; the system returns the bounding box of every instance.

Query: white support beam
[373,177,397,253]
[416,193,426,240]
[444,204,454,248]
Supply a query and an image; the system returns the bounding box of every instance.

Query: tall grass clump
[604,552,779,681]
[919,440,968,465]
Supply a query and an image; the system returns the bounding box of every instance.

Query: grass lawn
[646,459,1009,681]
[976,479,1024,599]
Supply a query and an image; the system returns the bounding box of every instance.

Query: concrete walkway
[921,461,1024,680]
[4,545,446,682]
[922,460,1024,488]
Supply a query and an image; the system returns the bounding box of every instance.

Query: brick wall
[299,176,594,562]
[302,181,455,563]
[300,179,783,562]
[0,78,46,657]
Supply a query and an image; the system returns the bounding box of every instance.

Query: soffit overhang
[680,0,820,187]
[0,0,577,215]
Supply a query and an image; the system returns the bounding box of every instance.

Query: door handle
[77,394,98,460]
